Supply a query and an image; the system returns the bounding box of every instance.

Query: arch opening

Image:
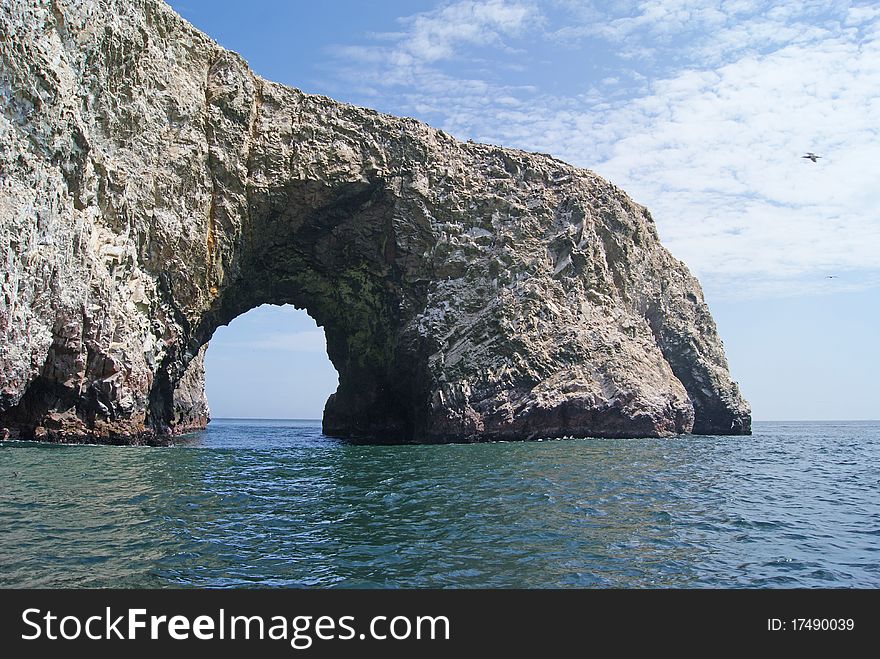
[203,304,338,421]
[150,177,436,443]
[0,1,751,445]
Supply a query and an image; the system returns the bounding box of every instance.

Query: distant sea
[1,420,877,588]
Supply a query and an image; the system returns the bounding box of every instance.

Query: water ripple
[1,420,878,588]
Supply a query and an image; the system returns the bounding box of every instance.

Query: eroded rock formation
[0,0,750,444]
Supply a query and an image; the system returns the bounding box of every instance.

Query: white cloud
[399,0,537,62]
[216,331,328,354]
[587,33,880,296]
[325,0,880,299]
[845,4,880,24]
[332,0,537,79]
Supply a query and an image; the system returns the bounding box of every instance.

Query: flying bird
[802,152,822,162]
[826,275,837,279]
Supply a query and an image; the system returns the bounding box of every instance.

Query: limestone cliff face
[0,0,750,444]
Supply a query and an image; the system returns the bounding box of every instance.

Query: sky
[166,0,880,421]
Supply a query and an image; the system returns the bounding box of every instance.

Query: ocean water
[0,419,877,588]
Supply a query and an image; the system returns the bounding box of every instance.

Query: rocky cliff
[0,0,750,444]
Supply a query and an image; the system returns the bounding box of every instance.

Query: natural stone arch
[0,0,750,444]
[179,173,432,441]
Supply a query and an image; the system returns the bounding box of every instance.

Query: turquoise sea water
[1,420,878,588]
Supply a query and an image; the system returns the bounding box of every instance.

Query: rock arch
[0,0,750,443]
[175,168,432,441]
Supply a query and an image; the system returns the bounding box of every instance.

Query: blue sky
[167,0,880,421]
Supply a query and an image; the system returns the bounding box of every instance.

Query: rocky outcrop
[0,0,750,444]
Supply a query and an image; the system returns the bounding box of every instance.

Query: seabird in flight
[802,152,822,162]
